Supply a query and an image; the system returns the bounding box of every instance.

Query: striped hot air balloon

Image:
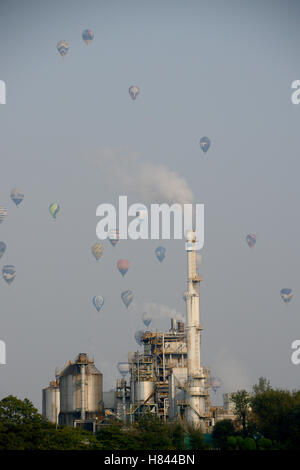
[0,206,7,224]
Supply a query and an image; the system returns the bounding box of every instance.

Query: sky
[0,0,300,411]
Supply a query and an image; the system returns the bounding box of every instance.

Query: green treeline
[0,378,300,450]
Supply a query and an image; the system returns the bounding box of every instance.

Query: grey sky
[0,0,300,410]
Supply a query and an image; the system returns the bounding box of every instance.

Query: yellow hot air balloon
[91,242,104,260]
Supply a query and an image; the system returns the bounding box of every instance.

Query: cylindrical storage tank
[134,381,155,403]
[59,354,103,426]
[42,380,60,424]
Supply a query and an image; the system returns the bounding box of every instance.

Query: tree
[253,377,271,395]
[231,390,251,436]
[212,419,236,449]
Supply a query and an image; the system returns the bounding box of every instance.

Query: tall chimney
[185,230,206,429]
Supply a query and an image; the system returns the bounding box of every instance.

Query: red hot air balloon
[117,259,130,277]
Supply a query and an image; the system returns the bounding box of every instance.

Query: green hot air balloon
[49,202,60,219]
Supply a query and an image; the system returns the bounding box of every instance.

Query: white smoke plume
[96,147,194,205]
[133,301,185,322]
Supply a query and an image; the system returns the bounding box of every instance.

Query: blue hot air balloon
[280,288,293,304]
[57,40,69,56]
[199,136,211,153]
[92,295,104,312]
[142,312,152,328]
[155,246,166,262]
[10,188,24,207]
[82,29,95,45]
[0,241,7,259]
[121,290,133,308]
[2,265,16,285]
[246,233,256,248]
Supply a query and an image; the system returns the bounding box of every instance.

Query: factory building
[43,353,104,430]
[43,232,235,431]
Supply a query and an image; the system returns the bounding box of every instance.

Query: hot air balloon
[155,246,166,263]
[246,234,256,248]
[57,40,69,56]
[0,241,6,259]
[117,259,129,277]
[210,377,222,393]
[2,265,16,285]
[82,29,94,45]
[129,85,139,100]
[49,202,60,219]
[108,229,119,247]
[117,362,129,377]
[121,290,133,308]
[92,295,104,312]
[135,330,144,346]
[10,188,24,207]
[0,206,7,224]
[199,136,211,153]
[142,312,152,328]
[280,288,293,304]
[91,242,104,261]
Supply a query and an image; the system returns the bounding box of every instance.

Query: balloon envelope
[57,40,69,56]
[82,29,94,45]
[155,246,166,262]
[117,259,130,276]
[2,265,16,285]
[91,243,104,260]
[10,188,24,206]
[0,241,6,258]
[49,202,60,219]
[0,206,7,223]
[135,330,144,346]
[280,288,293,304]
[199,136,211,153]
[246,234,256,248]
[92,296,104,312]
[117,362,129,377]
[121,290,133,308]
[108,229,119,247]
[142,312,152,328]
[210,377,222,393]
[129,85,140,100]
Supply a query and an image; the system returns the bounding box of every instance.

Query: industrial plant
[42,231,234,431]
